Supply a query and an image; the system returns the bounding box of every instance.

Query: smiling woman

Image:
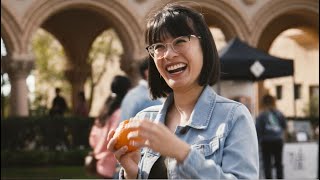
[107,3,259,179]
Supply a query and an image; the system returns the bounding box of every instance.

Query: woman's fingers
[107,135,124,161]
[128,120,166,135]
[114,146,128,160]
[107,129,115,142]
[107,135,128,160]
[129,139,151,148]
[126,121,165,150]
[127,128,151,142]
[106,130,119,153]
[125,119,190,160]
[127,120,160,134]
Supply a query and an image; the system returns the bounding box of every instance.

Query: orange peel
[113,119,141,152]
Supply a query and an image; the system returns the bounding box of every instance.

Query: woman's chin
[167,80,188,90]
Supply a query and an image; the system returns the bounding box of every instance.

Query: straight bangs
[146,10,196,45]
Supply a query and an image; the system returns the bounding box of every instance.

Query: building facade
[1,0,318,117]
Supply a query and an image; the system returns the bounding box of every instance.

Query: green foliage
[32,29,66,82]
[88,29,123,76]
[1,149,89,167]
[31,29,71,113]
[1,116,95,168]
[1,116,94,151]
[30,28,123,113]
[87,29,123,110]
[1,166,96,179]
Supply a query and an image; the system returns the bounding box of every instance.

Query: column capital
[1,53,34,117]
[2,58,34,79]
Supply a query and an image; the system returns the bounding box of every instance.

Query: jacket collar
[156,85,217,130]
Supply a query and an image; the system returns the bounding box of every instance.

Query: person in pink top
[89,75,131,178]
[75,91,89,117]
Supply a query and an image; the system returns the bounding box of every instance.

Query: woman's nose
[163,44,178,59]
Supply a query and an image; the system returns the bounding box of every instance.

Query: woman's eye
[154,44,165,50]
[174,38,187,45]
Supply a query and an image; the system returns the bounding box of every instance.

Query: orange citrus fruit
[114,119,141,152]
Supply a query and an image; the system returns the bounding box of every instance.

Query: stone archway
[251,0,318,49]
[193,0,250,41]
[21,0,144,77]
[146,0,250,41]
[1,4,35,117]
[250,0,319,114]
[19,0,145,111]
[1,4,22,56]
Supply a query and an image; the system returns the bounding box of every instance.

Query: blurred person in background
[120,58,162,122]
[256,94,287,179]
[49,87,68,116]
[74,91,89,117]
[89,75,131,178]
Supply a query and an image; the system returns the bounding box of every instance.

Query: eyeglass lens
[149,36,191,59]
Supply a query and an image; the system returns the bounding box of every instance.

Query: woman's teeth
[166,63,187,73]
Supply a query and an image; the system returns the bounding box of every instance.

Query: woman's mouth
[166,63,187,74]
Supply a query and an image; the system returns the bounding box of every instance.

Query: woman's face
[153,34,203,92]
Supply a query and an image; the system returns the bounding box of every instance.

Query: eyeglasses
[146,35,201,59]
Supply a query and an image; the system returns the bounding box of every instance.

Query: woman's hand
[127,120,190,163]
[107,130,140,179]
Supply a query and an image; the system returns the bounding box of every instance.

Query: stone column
[2,56,34,117]
[64,67,91,113]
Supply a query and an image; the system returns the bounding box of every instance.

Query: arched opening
[23,0,143,78]
[85,29,125,116]
[33,7,131,114]
[29,27,127,117]
[30,29,70,116]
[264,28,319,117]
[252,1,319,116]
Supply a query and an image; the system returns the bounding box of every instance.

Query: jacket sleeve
[174,105,259,179]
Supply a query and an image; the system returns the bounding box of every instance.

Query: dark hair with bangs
[145,3,220,99]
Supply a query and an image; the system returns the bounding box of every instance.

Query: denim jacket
[120,86,259,179]
[120,80,162,122]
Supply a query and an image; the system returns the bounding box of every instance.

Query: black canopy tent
[219,38,294,81]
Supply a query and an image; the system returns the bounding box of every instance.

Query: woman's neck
[173,85,204,124]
